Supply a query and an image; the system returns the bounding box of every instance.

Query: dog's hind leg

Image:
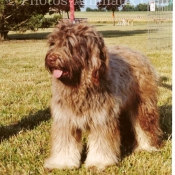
[131,99,162,152]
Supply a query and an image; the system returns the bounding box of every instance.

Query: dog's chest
[65,91,103,115]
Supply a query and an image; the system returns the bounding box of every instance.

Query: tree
[0,0,57,40]
[135,3,147,11]
[122,4,135,11]
[49,0,84,18]
[97,0,126,26]
[97,0,126,12]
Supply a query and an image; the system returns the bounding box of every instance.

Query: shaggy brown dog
[44,20,162,170]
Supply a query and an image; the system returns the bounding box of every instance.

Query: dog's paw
[134,145,158,152]
[85,160,117,171]
[85,154,119,170]
[44,157,80,170]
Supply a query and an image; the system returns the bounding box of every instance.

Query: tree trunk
[0,31,8,41]
[0,15,8,41]
[112,11,115,26]
[66,11,69,19]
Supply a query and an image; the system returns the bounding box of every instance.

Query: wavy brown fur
[44,20,162,170]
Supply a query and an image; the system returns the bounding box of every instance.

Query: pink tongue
[53,70,63,78]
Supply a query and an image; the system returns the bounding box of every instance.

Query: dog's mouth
[45,54,70,79]
[52,69,69,79]
[46,54,81,86]
[53,69,62,78]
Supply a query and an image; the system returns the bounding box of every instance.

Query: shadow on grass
[8,32,51,40]
[158,76,172,140]
[7,29,148,40]
[159,76,172,91]
[0,104,171,162]
[0,105,171,142]
[0,104,171,168]
[99,29,148,38]
[159,104,172,140]
[0,108,50,142]
[93,24,106,27]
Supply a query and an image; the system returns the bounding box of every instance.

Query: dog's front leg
[44,112,82,170]
[85,115,121,170]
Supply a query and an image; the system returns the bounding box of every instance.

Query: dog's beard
[45,54,82,87]
[57,68,82,87]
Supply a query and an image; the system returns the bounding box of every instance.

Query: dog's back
[108,46,158,106]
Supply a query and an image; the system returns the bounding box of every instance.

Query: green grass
[72,11,148,20]
[0,18,172,175]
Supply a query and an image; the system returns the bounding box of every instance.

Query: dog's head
[45,20,108,87]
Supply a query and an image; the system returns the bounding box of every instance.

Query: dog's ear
[91,34,108,86]
[92,61,108,86]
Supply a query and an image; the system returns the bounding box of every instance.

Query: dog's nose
[46,54,57,66]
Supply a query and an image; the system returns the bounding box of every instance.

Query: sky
[81,0,149,11]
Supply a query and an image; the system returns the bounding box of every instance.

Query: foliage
[0,0,61,40]
[135,3,148,11]
[86,7,105,12]
[49,0,84,17]
[166,3,173,10]
[122,3,148,11]
[122,4,135,11]
[97,0,126,12]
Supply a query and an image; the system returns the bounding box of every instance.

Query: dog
[44,20,162,170]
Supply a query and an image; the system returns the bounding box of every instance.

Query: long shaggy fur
[44,20,162,170]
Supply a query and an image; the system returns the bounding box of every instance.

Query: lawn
[68,11,148,21]
[0,15,172,175]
